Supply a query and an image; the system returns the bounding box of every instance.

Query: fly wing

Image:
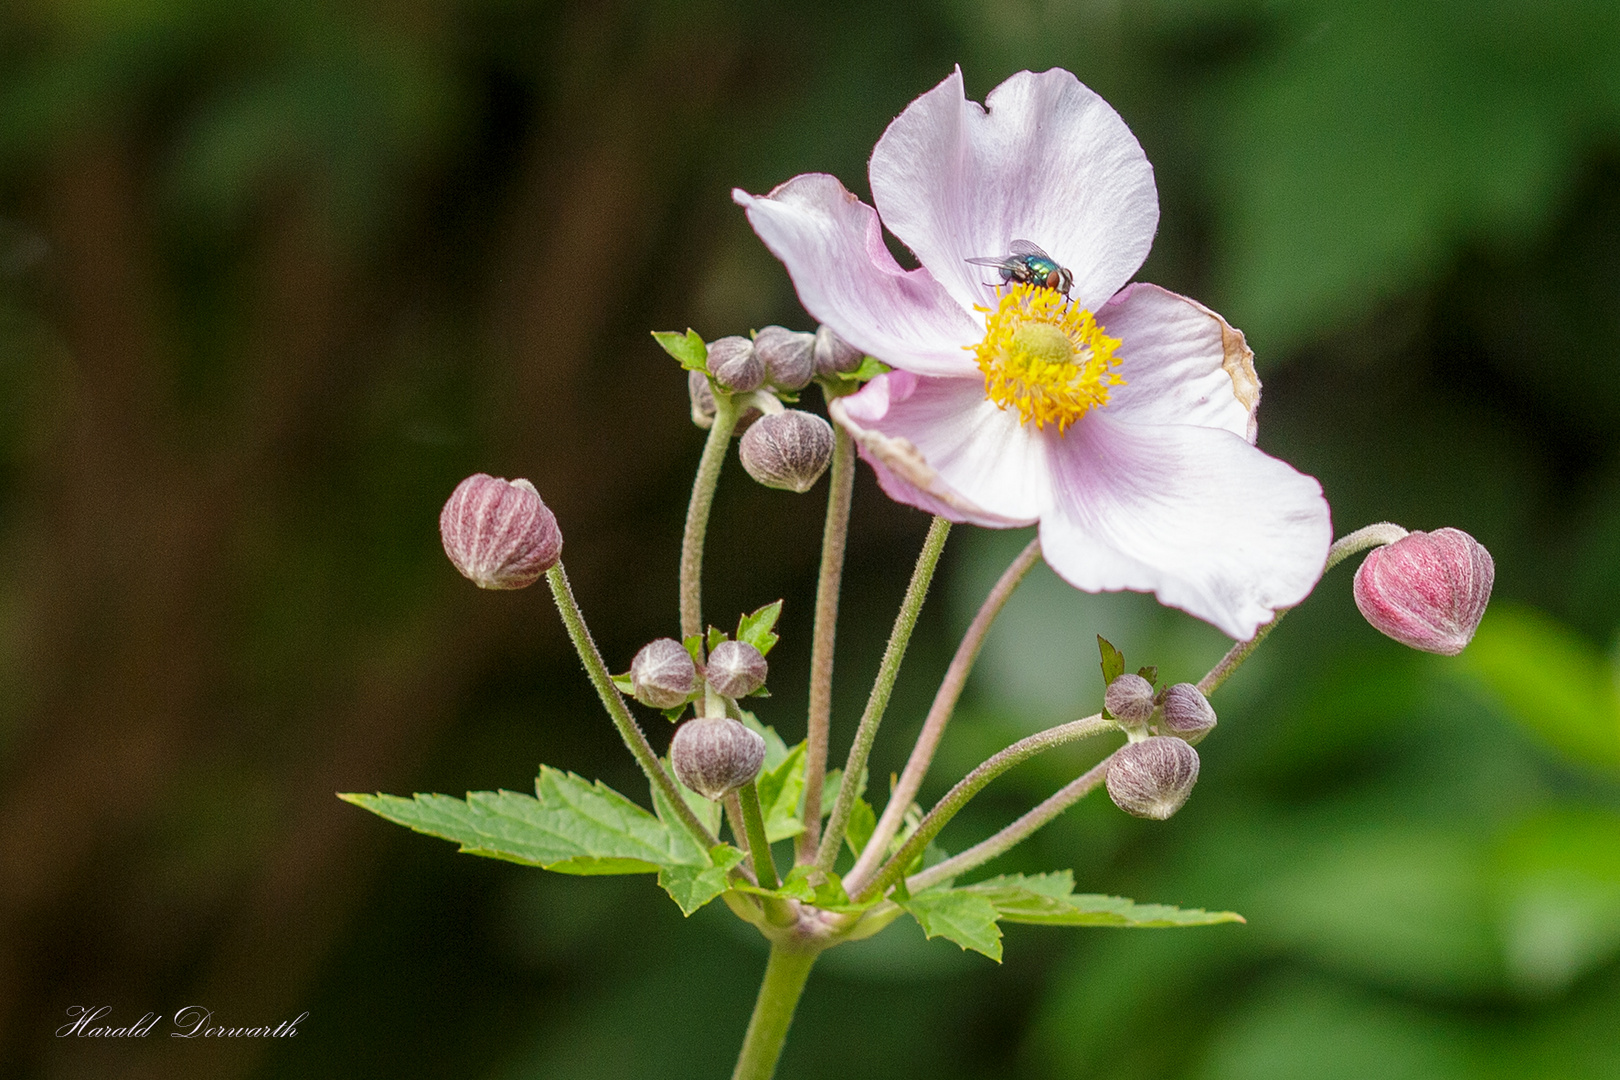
[965,255,1014,267]
[1007,239,1051,259]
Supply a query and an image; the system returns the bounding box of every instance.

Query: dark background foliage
[1,1,1618,1077]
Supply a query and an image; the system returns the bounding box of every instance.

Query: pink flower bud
[1106,736,1200,820]
[1353,528,1494,656]
[1104,672,1156,723]
[1159,683,1216,745]
[670,716,767,800]
[706,639,768,698]
[439,474,562,589]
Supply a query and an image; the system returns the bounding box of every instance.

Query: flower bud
[1353,528,1494,656]
[670,716,767,800]
[706,639,768,698]
[813,324,863,376]
[739,410,835,493]
[1159,683,1216,744]
[754,325,816,391]
[707,335,764,393]
[630,638,698,709]
[688,369,762,434]
[439,474,562,589]
[1106,736,1200,820]
[1104,672,1156,724]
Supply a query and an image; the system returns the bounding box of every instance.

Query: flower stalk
[815,516,951,873]
[682,388,740,643]
[731,944,819,1080]
[738,780,780,890]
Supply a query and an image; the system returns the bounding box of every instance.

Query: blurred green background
[2,0,1619,1077]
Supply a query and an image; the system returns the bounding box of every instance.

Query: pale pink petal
[830,372,1044,527]
[1038,414,1331,640]
[870,68,1159,313]
[734,175,981,377]
[1098,283,1261,442]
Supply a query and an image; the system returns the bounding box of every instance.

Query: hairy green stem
[681,390,740,643]
[814,516,951,873]
[854,712,1114,904]
[546,563,719,850]
[731,944,819,1080]
[798,424,856,861]
[907,752,1115,892]
[738,781,779,890]
[845,537,1043,894]
[1198,522,1409,696]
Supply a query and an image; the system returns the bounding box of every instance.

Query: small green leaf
[756,741,807,842]
[777,865,818,902]
[813,875,852,907]
[340,767,708,874]
[737,600,784,656]
[660,705,686,723]
[610,672,634,695]
[845,798,876,857]
[1098,636,1126,686]
[736,710,790,770]
[682,635,704,664]
[747,685,771,699]
[961,872,1244,927]
[707,626,727,653]
[652,329,708,371]
[659,845,746,916]
[901,889,1004,961]
[1136,665,1158,686]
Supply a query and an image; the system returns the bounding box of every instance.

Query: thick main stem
[797,424,855,861]
[845,537,1043,893]
[731,945,819,1080]
[814,516,950,873]
[681,390,740,643]
[854,712,1113,903]
[546,563,720,850]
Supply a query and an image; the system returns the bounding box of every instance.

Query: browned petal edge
[1214,312,1261,443]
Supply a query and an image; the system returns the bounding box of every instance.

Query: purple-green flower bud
[706,639,768,698]
[1105,736,1200,820]
[670,716,766,800]
[630,637,698,709]
[754,325,816,391]
[439,474,562,589]
[1159,683,1216,744]
[707,335,764,393]
[1104,672,1156,724]
[813,325,863,376]
[739,410,834,493]
[1353,528,1494,656]
[688,369,762,434]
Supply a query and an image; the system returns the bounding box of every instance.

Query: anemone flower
[734,68,1332,640]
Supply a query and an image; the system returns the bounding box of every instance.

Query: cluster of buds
[1102,675,1216,820]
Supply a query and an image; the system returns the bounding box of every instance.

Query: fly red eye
[1045,269,1061,289]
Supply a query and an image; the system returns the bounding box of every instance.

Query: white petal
[1038,414,1332,640]
[734,175,981,377]
[1098,283,1261,442]
[831,371,1044,527]
[870,68,1159,313]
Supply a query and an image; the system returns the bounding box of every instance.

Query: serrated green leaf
[845,798,876,857]
[706,626,726,652]
[960,872,1244,927]
[658,845,746,916]
[901,889,1004,961]
[610,672,634,695]
[682,635,703,664]
[746,685,771,699]
[736,600,784,656]
[340,767,708,874]
[1136,665,1158,686]
[660,705,686,723]
[1099,636,1125,686]
[757,741,807,842]
[777,865,817,901]
[824,355,888,385]
[813,875,851,907]
[652,329,707,371]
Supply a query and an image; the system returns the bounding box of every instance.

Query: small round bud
[630,638,698,709]
[706,639,768,698]
[1106,737,1201,820]
[739,410,835,493]
[1159,683,1216,744]
[439,474,562,589]
[754,325,816,391]
[670,716,767,800]
[707,335,764,393]
[1353,528,1494,656]
[813,325,863,376]
[689,368,717,429]
[1104,673,1156,724]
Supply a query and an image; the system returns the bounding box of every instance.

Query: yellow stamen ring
[971,283,1123,432]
